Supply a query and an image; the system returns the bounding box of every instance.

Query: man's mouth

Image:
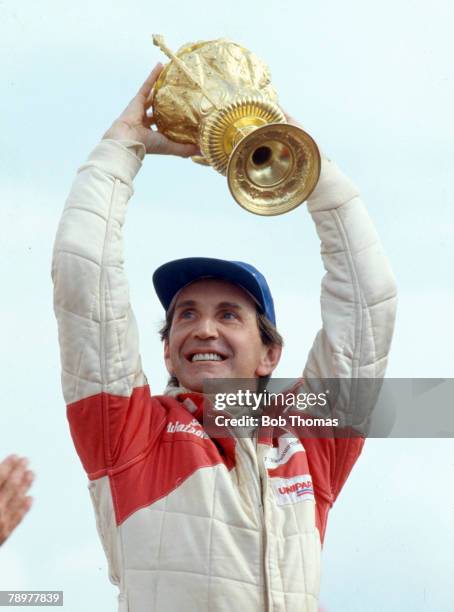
[188,352,227,363]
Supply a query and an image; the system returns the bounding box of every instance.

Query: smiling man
[155,264,283,391]
[52,65,397,612]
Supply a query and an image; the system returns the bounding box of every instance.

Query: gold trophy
[151,35,320,216]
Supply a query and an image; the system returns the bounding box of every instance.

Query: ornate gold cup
[151,35,320,216]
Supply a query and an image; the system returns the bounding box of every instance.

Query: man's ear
[163,340,174,375]
[256,343,282,377]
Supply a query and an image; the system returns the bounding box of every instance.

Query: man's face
[164,279,281,392]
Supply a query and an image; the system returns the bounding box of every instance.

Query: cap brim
[152,257,267,316]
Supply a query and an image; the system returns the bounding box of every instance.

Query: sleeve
[304,156,397,382]
[52,139,163,478]
[301,155,398,508]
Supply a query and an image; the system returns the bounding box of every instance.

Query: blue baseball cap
[152,257,276,326]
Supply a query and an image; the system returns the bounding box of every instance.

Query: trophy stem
[199,97,286,175]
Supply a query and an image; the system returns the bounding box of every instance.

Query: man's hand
[0,455,34,546]
[103,63,200,157]
[282,109,327,160]
[281,110,303,130]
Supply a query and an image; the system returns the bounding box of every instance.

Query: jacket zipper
[237,432,271,611]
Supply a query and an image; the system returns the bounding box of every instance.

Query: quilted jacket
[52,139,397,611]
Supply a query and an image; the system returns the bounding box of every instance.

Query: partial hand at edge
[281,109,303,130]
[0,455,34,546]
[281,109,328,161]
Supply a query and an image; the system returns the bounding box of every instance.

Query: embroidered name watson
[167,419,209,439]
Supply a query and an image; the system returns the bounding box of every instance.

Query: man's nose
[193,317,219,339]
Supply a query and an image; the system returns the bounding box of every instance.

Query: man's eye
[181,310,195,319]
[222,311,237,320]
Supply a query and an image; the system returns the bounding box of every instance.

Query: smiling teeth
[191,353,223,362]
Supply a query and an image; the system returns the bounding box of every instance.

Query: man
[52,64,397,611]
[0,455,34,546]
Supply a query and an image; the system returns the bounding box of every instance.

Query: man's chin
[179,367,230,394]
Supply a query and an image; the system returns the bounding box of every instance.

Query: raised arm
[52,65,199,476]
[304,156,397,382]
[52,138,145,406]
[286,115,397,518]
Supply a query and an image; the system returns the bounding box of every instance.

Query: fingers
[10,470,34,509]
[0,456,34,546]
[170,143,201,158]
[281,108,302,128]
[0,455,19,488]
[113,63,164,128]
[137,63,164,100]
[143,112,156,128]
[145,91,156,111]
[0,496,33,546]
[143,131,201,157]
[8,495,33,532]
[0,458,32,506]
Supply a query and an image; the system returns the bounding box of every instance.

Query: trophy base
[227,124,321,216]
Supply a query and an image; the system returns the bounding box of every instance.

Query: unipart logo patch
[166,418,209,440]
[271,474,314,506]
[278,480,313,496]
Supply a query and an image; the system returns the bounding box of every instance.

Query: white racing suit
[52,139,397,611]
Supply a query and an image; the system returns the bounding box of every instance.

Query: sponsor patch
[271,474,314,506]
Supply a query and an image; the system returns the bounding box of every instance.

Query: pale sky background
[1,1,454,610]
